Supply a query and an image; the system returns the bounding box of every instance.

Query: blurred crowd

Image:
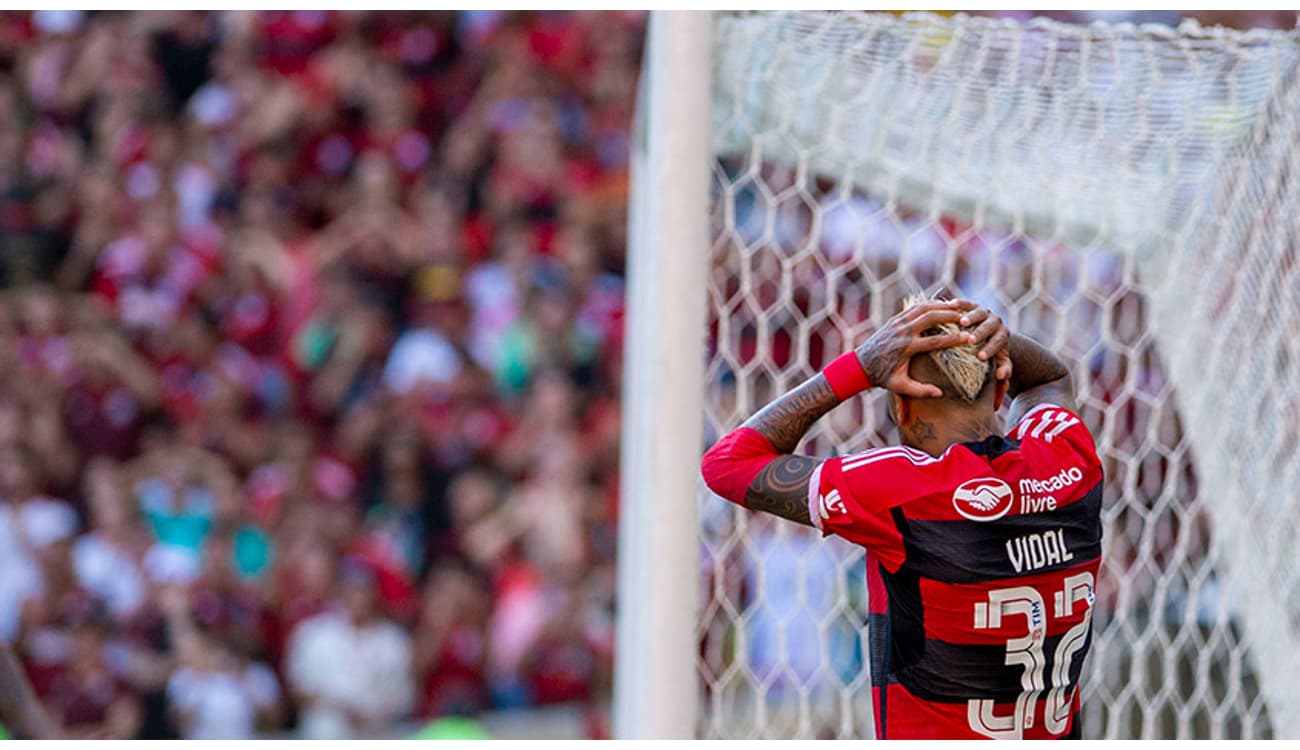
[0,10,639,739]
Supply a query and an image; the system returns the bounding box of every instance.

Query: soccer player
[701,297,1102,740]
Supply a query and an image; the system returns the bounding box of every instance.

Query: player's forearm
[1006,333,1070,397]
[732,375,843,525]
[0,644,56,739]
[701,371,843,492]
[701,372,847,527]
[742,374,842,453]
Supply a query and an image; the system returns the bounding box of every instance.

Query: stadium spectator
[285,557,413,738]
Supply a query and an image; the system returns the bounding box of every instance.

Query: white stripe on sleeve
[807,461,826,531]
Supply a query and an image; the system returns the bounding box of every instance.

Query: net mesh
[699,11,1300,739]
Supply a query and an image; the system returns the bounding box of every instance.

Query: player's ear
[994,379,1009,411]
[893,393,913,428]
[886,393,900,427]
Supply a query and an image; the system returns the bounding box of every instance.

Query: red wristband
[821,351,873,400]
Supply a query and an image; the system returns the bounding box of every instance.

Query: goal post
[618,9,1300,740]
[614,10,713,740]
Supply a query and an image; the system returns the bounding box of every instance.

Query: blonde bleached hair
[903,293,992,402]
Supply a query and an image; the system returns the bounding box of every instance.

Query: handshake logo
[952,477,1014,522]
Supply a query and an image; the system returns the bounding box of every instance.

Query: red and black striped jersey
[807,404,1103,739]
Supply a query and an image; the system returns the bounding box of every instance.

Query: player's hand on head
[854,299,972,398]
[953,300,1013,381]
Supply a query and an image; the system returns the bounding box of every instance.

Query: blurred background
[0,9,1292,741]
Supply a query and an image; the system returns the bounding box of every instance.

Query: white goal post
[614,10,712,740]
[617,10,1300,740]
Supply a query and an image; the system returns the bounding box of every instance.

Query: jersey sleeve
[1009,403,1101,471]
[808,445,975,571]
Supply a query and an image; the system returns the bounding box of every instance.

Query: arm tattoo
[1007,334,1069,398]
[743,375,840,453]
[745,456,817,526]
[0,644,55,739]
[856,330,912,390]
[1006,334,1076,422]
[736,375,842,527]
[1008,377,1075,425]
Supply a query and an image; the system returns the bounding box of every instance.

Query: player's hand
[953,300,1013,381]
[854,300,975,398]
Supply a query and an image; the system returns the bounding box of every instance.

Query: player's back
[809,403,1103,739]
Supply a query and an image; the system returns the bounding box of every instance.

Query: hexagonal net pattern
[697,11,1300,739]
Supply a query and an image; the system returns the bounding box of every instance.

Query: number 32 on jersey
[968,573,1095,739]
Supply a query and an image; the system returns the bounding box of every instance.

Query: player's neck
[901,410,1001,457]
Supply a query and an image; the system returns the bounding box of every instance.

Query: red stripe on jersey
[866,554,888,615]
[887,406,1101,523]
[918,558,1100,645]
[812,458,908,571]
[893,453,1101,521]
[878,683,1080,739]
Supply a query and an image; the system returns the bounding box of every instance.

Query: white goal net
[697,11,1300,739]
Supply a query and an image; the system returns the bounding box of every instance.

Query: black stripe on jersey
[886,511,927,673]
[894,626,1093,703]
[867,612,892,689]
[1064,717,1083,739]
[871,610,891,739]
[960,434,1021,459]
[899,482,1104,584]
